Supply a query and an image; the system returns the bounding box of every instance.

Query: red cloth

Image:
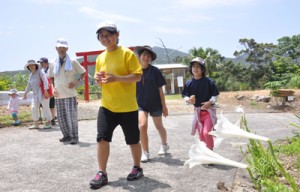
[40,77,53,99]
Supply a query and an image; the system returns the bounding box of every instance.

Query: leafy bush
[0,73,29,91]
[0,79,10,91]
[264,80,286,90]
[288,75,300,88]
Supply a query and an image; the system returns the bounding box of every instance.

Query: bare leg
[139,111,149,152]
[152,116,167,145]
[97,140,110,173]
[50,108,56,120]
[129,143,142,167]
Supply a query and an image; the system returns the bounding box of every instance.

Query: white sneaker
[141,152,150,163]
[158,144,169,155]
[28,124,39,129]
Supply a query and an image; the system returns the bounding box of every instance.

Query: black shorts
[49,97,55,108]
[97,107,140,145]
[138,106,162,117]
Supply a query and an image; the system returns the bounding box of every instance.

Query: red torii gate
[76,47,135,102]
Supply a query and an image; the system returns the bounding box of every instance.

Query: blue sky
[1,0,299,72]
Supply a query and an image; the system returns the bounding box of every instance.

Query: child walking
[182,57,219,150]
[89,21,143,189]
[7,89,21,126]
[135,45,169,163]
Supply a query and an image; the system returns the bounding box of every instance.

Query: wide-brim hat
[24,59,40,71]
[190,57,205,65]
[134,46,157,61]
[8,89,19,96]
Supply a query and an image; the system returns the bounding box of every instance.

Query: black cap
[37,57,48,63]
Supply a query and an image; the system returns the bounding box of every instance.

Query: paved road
[0,113,298,192]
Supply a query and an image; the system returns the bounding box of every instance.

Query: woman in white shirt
[23,59,52,129]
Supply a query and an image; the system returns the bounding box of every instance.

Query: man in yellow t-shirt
[89,21,143,189]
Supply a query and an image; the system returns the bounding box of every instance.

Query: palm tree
[189,47,224,77]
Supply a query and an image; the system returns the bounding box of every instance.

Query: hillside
[0,46,248,75]
[152,46,188,64]
[0,70,27,75]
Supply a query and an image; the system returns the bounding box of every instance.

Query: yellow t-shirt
[94,46,142,112]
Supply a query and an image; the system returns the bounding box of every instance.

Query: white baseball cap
[96,21,118,34]
[56,38,68,48]
[190,57,205,65]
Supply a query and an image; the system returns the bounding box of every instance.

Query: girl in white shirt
[7,89,21,126]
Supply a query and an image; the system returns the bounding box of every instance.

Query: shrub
[288,75,300,88]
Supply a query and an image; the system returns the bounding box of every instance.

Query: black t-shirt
[136,65,166,112]
[182,77,219,107]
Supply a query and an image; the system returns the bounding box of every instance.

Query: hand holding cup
[95,71,106,84]
[190,95,196,105]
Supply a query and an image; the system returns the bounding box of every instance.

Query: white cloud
[79,7,141,23]
[173,0,256,9]
[27,0,97,6]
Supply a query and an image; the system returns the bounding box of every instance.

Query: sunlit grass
[241,114,299,191]
[274,137,300,172]
[0,111,32,126]
[274,137,300,155]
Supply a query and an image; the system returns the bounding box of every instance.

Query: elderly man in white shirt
[48,38,86,145]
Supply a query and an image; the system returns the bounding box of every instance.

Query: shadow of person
[58,141,96,147]
[148,154,185,166]
[108,177,171,192]
[38,127,60,132]
[201,163,238,171]
[78,141,96,148]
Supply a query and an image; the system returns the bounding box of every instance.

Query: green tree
[271,56,300,81]
[12,73,29,91]
[216,60,251,91]
[189,47,224,77]
[234,38,276,89]
[288,75,300,88]
[234,38,276,66]
[0,73,29,91]
[273,34,300,61]
[0,75,11,91]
